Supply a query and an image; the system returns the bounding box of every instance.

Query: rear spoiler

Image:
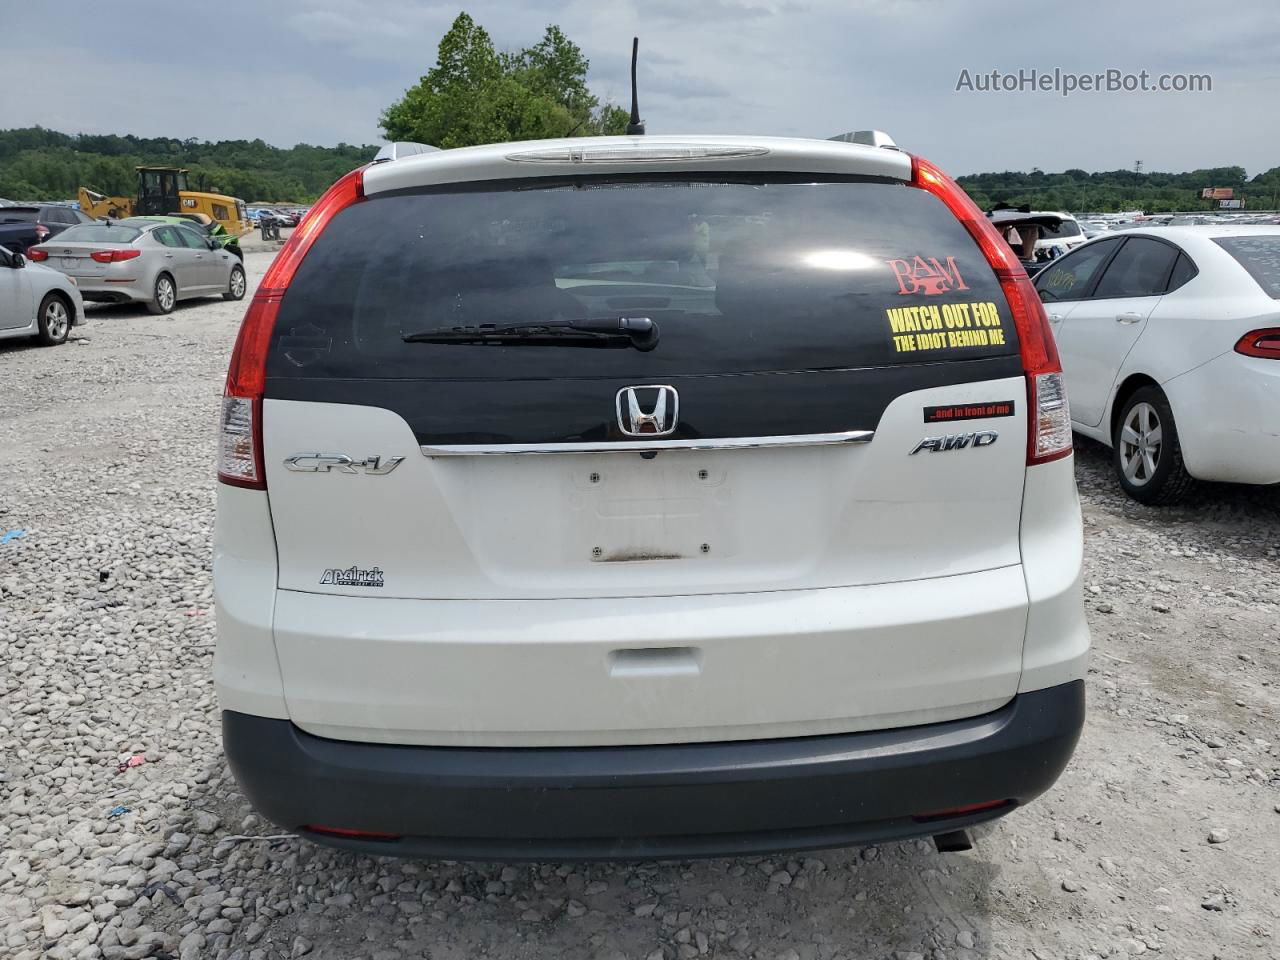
[372,142,440,163]
[827,130,900,150]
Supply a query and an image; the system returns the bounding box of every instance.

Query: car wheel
[1112,386,1196,505]
[224,264,247,301]
[148,273,177,315]
[36,293,71,345]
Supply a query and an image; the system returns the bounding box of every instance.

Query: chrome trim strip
[420,430,874,457]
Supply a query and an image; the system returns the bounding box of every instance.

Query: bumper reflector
[303,825,401,842]
[912,798,1014,823]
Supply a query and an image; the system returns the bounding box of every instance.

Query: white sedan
[1034,225,1280,503]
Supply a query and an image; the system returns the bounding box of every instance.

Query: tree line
[958,166,1280,213]
[0,128,377,203]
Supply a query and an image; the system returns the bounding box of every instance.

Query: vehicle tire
[1111,386,1197,505]
[224,263,247,301]
[148,273,177,315]
[35,293,71,346]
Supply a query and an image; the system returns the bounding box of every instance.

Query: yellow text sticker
[885,301,1007,354]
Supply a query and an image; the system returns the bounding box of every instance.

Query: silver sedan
[0,243,86,346]
[29,220,246,314]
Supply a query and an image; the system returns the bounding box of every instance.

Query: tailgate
[263,372,1028,599]
[273,565,1028,746]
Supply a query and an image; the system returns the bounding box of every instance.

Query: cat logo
[910,431,999,454]
[886,255,970,296]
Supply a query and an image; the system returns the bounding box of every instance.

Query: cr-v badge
[910,431,998,454]
[616,385,679,437]
[284,453,404,474]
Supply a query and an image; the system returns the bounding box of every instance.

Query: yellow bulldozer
[79,166,251,237]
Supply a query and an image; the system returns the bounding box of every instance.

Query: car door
[1034,238,1124,405]
[175,226,216,289]
[0,246,34,331]
[1048,236,1179,427]
[152,225,201,293]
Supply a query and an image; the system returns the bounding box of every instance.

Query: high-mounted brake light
[910,155,1071,465]
[506,143,769,164]
[26,248,48,261]
[1235,327,1280,359]
[218,166,367,490]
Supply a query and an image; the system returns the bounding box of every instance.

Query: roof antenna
[626,37,645,135]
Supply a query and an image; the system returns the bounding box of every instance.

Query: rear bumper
[77,278,150,304]
[223,679,1084,861]
[1168,353,1280,485]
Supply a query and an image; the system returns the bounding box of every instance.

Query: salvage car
[1035,226,1280,502]
[0,243,85,346]
[28,220,245,314]
[214,133,1089,860]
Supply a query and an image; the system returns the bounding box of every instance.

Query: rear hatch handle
[421,430,875,457]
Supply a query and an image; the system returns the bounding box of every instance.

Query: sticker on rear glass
[924,401,1015,424]
[884,300,1007,355]
[886,256,970,296]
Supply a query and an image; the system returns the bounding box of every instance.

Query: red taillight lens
[35,224,49,240]
[910,155,1072,465]
[1235,327,1280,359]
[26,248,48,261]
[90,249,142,263]
[217,166,367,490]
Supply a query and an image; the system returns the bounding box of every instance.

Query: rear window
[55,224,143,243]
[1212,236,1280,300]
[0,208,40,222]
[269,176,1017,381]
[1041,220,1081,239]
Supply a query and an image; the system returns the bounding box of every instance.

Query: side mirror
[10,252,26,268]
[207,238,219,250]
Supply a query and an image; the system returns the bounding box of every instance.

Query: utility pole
[1134,160,1143,174]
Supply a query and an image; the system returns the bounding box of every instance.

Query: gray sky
[6,0,1277,176]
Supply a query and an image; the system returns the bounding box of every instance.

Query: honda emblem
[616,385,679,437]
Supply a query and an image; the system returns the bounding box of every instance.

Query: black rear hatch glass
[266,175,1022,445]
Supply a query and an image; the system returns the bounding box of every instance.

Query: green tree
[380,13,627,148]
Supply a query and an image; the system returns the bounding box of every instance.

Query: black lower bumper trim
[223,681,1083,860]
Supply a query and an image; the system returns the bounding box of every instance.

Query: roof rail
[827,130,899,150]
[372,142,440,163]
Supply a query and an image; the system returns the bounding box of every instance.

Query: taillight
[217,166,367,490]
[90,249,142,263]
[1235,328,1280,359]
[26,248,48,261]
[911,155,1072,465]
[35,224,49,240]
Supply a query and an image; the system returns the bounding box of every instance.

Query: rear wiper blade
[402,316,659,351]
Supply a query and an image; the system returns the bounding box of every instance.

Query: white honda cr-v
[213,132,1089,859]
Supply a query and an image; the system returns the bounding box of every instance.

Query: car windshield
[1040,220,1082,239]
[55,224,143,243]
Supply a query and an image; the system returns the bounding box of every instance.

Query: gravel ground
[2,251,1277,960]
